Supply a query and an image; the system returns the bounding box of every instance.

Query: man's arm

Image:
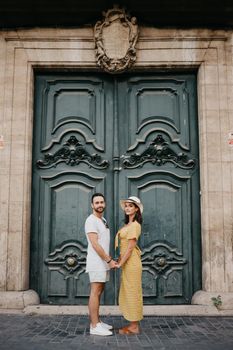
[87,232,117,269]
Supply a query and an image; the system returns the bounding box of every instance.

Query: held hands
[116,256,122,269]
[115,256,122,269]
[108,259,118,269]
[114,256,122,269]
[111,260,122,269]
[115,262,121,269]
[107,258,122,269]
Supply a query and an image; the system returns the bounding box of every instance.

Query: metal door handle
[157,257,166,267]
[66,257,76,266]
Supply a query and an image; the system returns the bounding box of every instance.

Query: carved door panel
[31,74,115,304]
[117,74,201,304]
[31,73,201,305]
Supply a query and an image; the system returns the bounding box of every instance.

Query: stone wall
[0,27,232,307]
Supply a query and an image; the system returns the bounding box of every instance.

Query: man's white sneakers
[90,322,113,336]
[100,321,113,330]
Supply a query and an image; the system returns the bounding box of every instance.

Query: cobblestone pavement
[0,314,233,350]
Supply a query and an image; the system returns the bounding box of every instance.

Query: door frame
[30,71,201,305]
[1,28,230,308]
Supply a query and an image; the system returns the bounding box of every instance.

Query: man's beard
[95,207,104,213]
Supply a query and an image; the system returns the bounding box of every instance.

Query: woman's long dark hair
[124,204,143,224]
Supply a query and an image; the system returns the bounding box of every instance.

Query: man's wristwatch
[106,258,112,263]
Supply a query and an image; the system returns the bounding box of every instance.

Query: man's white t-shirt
[85,214,110,272]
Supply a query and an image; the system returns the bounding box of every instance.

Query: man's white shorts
[88,271,110,283]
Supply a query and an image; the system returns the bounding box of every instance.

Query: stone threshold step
[23,305,233,316]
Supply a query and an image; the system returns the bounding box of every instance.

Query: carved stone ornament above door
[94,6,139,73]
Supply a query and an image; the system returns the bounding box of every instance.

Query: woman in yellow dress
[115,196,143,334]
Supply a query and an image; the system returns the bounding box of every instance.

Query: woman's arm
[116,239,137,268]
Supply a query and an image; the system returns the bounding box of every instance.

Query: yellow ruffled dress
[115,221,143,321]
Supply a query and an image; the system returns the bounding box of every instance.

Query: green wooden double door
[31,72,201,305]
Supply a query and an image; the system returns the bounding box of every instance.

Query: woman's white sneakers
[90,322,113,336]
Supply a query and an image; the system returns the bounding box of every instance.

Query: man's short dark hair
[91,193,105,203]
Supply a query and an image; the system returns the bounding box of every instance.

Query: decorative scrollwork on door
[141,242,187,278]
[37,135,109,169]
[44,241,87,279]
[121,134,195,169]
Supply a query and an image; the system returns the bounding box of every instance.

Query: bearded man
[85,193,116,336]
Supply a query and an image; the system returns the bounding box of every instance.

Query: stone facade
[0,27,233,310]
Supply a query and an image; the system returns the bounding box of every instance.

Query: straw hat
[120,196,143,214]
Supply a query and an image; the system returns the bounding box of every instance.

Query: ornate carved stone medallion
[94,6,139,73]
